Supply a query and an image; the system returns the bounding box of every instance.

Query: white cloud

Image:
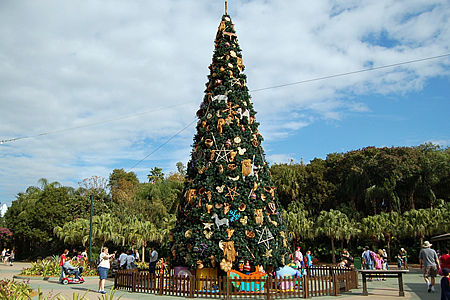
[0,0,449,204]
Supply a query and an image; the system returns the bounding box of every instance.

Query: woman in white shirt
[98,247,114,294]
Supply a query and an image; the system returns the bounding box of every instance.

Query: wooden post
[158,272,163,295]
[398,273,405,297]
[132,270,137,293]
[265,276,272,300]
[226,275,231,300]
[362,273,368,296]
[189,275,195,298]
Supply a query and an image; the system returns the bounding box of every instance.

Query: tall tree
[171,13,290,271]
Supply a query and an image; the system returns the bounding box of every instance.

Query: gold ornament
[206,204,213,214]
[185,229,193,238]
[197,260,204,269]
[246,230,255,238]
[230,50,237,57]
[224,203,231,214]
[238,203,246,211]
[234,136,241,144]
[220,259,232,272]
[240,216,248,225]
[217,118,225,134]
[241,159,252,177]
[254,209,264,225]
[186,189,197,204]
[205,139,213,147]
[225,186,240,201]
[222,241,237,262]
[264,249,273,258]
[218,164,224,173]
[204,230,213,239]
[229,151,237,162]
[216,185,225,193]
[226,228,235,239]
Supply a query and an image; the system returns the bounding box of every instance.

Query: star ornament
[215,145,232,163]
[203,222,214,230]
[264,249,273,258]
[225,186,240,201]
[256,226,274,249]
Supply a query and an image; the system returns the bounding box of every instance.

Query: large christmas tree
[171,13,290,273]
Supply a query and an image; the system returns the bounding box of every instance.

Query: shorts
[424,266,437,278]
[98,267,109,280]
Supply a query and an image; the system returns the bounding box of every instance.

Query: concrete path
[0,262,443,299]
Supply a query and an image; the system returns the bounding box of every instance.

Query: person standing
[126,250,136,269]
[149,247,158,274]
[419,241,441,293]
[1,248,6,263]
[440,249,450,274]
[294,247,303,269]
[401,248,408,269]
[441,268,450,300]
[118,250,127,270]
[306,251,313,267]
[59,249,69,283]
[98,247,115,294]
[362,247,374,270]
[9,249,15,266]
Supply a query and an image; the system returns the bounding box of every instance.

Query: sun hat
[422,241,432,248]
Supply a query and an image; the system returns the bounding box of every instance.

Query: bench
[359,269,409,297]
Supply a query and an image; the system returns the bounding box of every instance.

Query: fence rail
[114,266,358,299]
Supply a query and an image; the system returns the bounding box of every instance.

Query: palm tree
[316,209,350,264]
[403,209,430,246]
[92,213,119,248]
[54,218,90,246]
[360,214,385,249]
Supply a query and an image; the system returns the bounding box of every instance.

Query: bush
[0,279,33,299]
[20,259,98,277]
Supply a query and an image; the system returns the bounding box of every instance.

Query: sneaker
[100,291,106,294]
[427,285,432,293]
[431,286,435,293]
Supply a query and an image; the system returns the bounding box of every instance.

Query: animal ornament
[211,213,229,229]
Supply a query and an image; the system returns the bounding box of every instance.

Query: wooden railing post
[189,275,195,298]
[303,274,309,298]
[132,270,137,293]
[226,275,231,300]
[265,276,272,300]
[158,272,164,295]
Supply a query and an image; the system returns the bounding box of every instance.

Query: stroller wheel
[62,279,69,285]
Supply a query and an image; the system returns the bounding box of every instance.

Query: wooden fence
[114,266,358,299]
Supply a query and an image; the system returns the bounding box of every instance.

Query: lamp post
[88,194,94,265]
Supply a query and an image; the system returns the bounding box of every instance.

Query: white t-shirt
[98,252,111,269]
[150,250,158,263]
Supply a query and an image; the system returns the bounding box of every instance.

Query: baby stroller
[61,265,85,285]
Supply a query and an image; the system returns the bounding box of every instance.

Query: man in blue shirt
[362,246,374,270]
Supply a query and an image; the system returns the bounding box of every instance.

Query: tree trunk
[142,245,145,263]
[331,238,336,264]
[409,190,415,210]
[387,237,391,263]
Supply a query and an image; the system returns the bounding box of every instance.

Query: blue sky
[0,1,449,206]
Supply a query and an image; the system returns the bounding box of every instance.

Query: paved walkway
[0,262,443,299]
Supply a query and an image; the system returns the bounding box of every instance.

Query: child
[441,268,450,300]
[374,254,385,281]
